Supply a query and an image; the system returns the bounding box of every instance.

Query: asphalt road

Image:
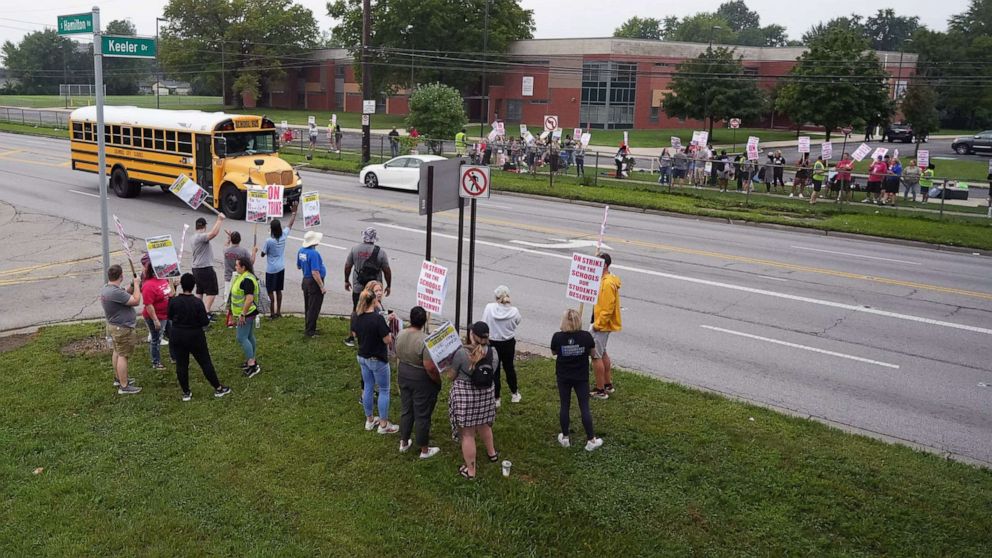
[1,131,990,465]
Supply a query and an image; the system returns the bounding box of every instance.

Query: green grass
[0,94,223,109]
[1,319,990,555]
[0,121,69,139]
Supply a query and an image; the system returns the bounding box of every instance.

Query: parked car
[884,124,914,143]
[359,154,445,191]
[951,131,992,155]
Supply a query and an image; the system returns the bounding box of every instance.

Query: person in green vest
[455,129,467,156]
[920,163,935,203]
[231,256,262,379]
[810,155,826,205]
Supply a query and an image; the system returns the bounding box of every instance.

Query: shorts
[266,270,285,293]
[107,324,136,356]
[836,178,851,191]
[866,181,882,194]
[883,179,900,194]
[591,330,611,359]
[192,267,219,296]
[812,179,822,192]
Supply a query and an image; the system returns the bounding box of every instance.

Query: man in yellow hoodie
[591,253,621,399]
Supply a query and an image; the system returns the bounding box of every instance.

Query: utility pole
[221,42,226,105]
[361,0,372,165]
[479,0,490,139]
[93,7,110,277]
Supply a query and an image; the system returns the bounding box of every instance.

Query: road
[1,131,990,465]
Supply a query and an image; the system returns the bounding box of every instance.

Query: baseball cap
[470,321,489,339]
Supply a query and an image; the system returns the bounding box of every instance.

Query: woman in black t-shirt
[353,288,399,434]
[550,309,603,452]
[168,273,230,401]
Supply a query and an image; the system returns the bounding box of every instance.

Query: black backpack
[356,246,382,285]
[469,346,495,388]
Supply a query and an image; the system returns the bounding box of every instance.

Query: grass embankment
[1,319,990,555]
[0,94,223,109]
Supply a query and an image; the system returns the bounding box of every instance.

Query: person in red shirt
[281,127,293,145]
[865,155,888,204]
[834,152,855,204]
[140,254,175,369]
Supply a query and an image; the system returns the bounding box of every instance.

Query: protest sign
[870,147,889,161]
[917,149,929,168]
[671,136,682,149]
[851,143,872,162]
[266,184,284,218]
[566,252,605,304]
[146,235,180,279]
[580,132,591,147]
[416,260,448,314]
[623,131,629,146]
[169,174,209,210]
[519,124,527,135]
[798,136,811,153]
[302,191,321,228]
[112,214,133,260]
[494,121,505,136]
[246,187,268,223]
[280,120,288,129]
[892,148,899,160]
[691,131,703,146]
[178,223,189,263]
[331,114,337,128]
[746,136,760,161]
[821,141,833,160]
[487,129,499,142]
[573,128,582,140]
[699,131,709,146]
[308,115,315,126]
[424,321,461,368]
[552,128,562,141]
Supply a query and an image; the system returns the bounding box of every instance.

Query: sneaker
[244,363,261,379]
[510,392,522,403]
[364,419,376,431]
[585,437,604,452]
[207,313,217,322]
[146,333,152,343]
[798,193,804,199]
[558,433,571,448]
[343,336,356,348]
[160,338,168,346]
[495,398,502,409]
[214,386,232,398]
[181,391,192,402]
[112,377,136,387]
[399,439,412,453]
[377,422,399,434]
[419,447,441,460]
[590,389,609,400]
[862,198,871,203]
[788,193,794,198]
[151,362,166,371]
[604,384,616,394]
[117,385,142,395]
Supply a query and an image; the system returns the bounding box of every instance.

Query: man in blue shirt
[261,202,298,319]
[297,230,326,337]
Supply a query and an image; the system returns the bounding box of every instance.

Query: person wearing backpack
[343,227,392,347]
[444,321,500,480]
[551,309,603,452]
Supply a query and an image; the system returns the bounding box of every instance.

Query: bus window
[178,132,192,154]
[142,129,153,149]
[154,129,164,151]
[111,125,121,145]
[121,127,132,146]
[222,131,276,156]
[72,123,83,140]
[166,131,177,153]
[83,123,93,142]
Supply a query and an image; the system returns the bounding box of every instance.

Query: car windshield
[223,131,276,156]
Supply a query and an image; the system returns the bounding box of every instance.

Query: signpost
[459,165,491,199]
[101,35,156,58]
[363,100,376,114]
[543,115,559,132]
[729,118,741,152]
[57,13,93,35]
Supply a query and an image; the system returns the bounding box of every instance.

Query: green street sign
[57,13,94,35]
[101,36,157,59]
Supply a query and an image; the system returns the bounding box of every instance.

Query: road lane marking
[380,222,992,336]
[69,189,99,198]
[0,149,26,158]
[759,275,789,282]
[790,245,921,265]
[700,325,900,369]
[288,235,346,250]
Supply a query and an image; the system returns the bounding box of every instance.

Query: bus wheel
[111,167,140,198]
[220,183,246,220]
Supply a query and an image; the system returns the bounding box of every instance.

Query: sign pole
[93,7,110,277]
[466,198,477,329]
[425,166,434,261]
[455,197,464,333]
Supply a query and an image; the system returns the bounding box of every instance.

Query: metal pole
[479,0,490,139]
[594,151,599,185]
[93,7,110,277]
[939,179,946,219]
[221,42,225,105]
[361,0,372,165]
[466,198,477,329]
[455,198,464,333]
[425,167,434,260]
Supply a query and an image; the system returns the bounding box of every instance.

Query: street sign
[841,126,853,136]
[543,115,559,132]
[363,100,376,114]
[419,158,464,215]
[361,114,370,126]
[729,118,741,129]
[101,35,157,58]
[58,13,93,35]
[459,165,491,199]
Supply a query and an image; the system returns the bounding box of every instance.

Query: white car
[359,155,445,191]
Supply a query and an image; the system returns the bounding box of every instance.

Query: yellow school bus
[68,106,302,218]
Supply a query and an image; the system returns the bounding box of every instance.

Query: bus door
[195,134,213,190]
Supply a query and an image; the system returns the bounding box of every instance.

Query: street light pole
[155,17,166,109]
[704,26,721,137]
[479,0,490,139]
[406,24,414,87]
[894,38,912,101]
[361,0,371,165]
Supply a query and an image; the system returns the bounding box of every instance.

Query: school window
[581,61,637,129]
[165,131,177,152]
[177,132,192,154]
[650,107,659,122]
[506,99,522,121]
[154,129,165,150]
[72,122,84,140]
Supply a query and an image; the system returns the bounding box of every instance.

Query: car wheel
[111,167,140,198]
[954,145,971,155]
[364,173,379,188]
[220,183,246,219]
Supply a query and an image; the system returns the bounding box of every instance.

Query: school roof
[69,106,262,132]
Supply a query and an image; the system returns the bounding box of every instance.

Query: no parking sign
[459,165,490,199]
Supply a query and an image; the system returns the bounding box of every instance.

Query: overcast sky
[0,0,962,49]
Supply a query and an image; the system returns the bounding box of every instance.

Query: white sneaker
[419,447,440,460]
[160,338,168,346]
[585,437,604,452]
[495,398,502,409]
[511,392,522,403]
[399,439,412,453]
[798,193,804,199]
[788,193,794,198]
[364,418,377,431]
[146,333,152,342]
[558,433,570,448]
[377,422,399,434]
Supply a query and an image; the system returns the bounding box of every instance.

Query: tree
[663,13,736,44]
[103,20,152,95]
[662,47,766,137]
[900,81,939,155]
[950,0,992,34]
[328,0,534,97]
[406,82,467,150]
[863,9,920,51]
[660,3,795,47]
[715,1,760,32]
[613,16,662,40]
[1,30,89,94]
[160,0,319,107]
[776,28,893,140]
[802,16,865,45]
[737,24,790,47]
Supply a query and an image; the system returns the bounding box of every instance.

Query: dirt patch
[60,336,111,358]
[0,332,36,354]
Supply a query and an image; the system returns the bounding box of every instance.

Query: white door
[400,158,424,190]
[380,157,408,187]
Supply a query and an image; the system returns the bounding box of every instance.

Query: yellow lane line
[0,148,26,158]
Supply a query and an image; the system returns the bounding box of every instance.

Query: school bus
[68,106,302,219]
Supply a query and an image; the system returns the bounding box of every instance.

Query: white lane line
[759,275,790,282]
[69,189,99,198]
[790,245,920,265]
[700,325,900,369]
[379,223,992,336]
[288,235,346,250]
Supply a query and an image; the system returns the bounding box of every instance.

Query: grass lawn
[1,319,989,555]
[0,94,223,110]
[0,121,69,139]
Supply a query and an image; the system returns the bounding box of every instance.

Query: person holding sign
[445,322,500,480]
[191,215,225,317]
[261,203,298,320]
[834,153,855,204]
[100,264,143,394]
[140,253,175,370]
[396,306,442,459]
[551,309,603,452]
[297,230,326,338]
[223,231,256,308]
[230,257,262,379]
[168,273,232,401]
[864,155,888,204]
[591,253,621,400]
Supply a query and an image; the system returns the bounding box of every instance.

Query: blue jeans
[659,167,672,184]
[390,141,399,157]
[358,356,391,418]
[236,317,256,360]
[144,317,174,365]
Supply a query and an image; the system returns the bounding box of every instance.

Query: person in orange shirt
[591,253,621,399]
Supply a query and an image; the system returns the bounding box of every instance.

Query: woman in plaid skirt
[446,322,500,480]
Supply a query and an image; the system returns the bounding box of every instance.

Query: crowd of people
[98,214,623,479]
